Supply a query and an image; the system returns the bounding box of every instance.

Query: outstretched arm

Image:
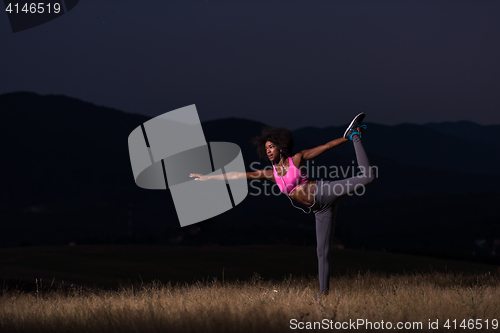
[190,169,274,181]
[299,137,349,161]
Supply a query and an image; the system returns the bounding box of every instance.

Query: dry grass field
[1,245,499,332]
[1,272,500,332]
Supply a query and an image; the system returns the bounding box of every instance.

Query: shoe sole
[343,112,365,139]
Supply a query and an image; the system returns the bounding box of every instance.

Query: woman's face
[265,141,280,163]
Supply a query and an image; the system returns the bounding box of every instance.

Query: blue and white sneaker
[343,112,366,140]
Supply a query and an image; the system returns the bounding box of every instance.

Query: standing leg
[315,203,338,294]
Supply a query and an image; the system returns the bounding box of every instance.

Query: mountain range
[0,92,499,253]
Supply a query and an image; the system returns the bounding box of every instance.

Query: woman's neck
[277,155,287,170]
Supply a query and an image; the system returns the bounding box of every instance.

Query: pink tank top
[273,157,309,195]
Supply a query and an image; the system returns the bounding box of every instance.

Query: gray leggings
[313,136,375,293]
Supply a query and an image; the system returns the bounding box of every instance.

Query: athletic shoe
[343,112,365,140]
[314,290,329,301]
[346,124,367,141]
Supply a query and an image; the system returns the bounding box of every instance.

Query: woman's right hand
[190,173,212,181]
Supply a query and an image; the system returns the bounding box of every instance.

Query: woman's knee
[365,171,376,186]
[359,166,376,186]
[317,245,330,258]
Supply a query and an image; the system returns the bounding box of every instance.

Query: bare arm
[298,137,349,161]
[190,169,274,181]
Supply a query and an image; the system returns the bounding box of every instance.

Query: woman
[190,113,375,299]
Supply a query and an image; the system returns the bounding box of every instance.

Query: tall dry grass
[1,271,499,332]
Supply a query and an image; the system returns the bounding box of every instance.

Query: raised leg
[317,136,375,200]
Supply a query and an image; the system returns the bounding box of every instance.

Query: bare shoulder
[291,152,304,168]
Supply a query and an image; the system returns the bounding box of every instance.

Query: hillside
[0,92,499,254]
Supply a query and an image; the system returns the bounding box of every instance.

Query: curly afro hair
[252,127,294,159]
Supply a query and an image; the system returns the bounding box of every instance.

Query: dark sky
[1,0,499,129]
